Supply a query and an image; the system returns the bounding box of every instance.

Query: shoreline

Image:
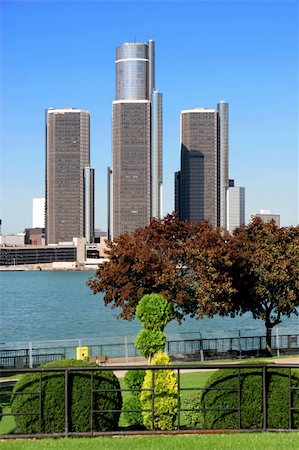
[0,263,98,272]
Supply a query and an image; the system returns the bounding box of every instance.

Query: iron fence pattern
[0,363,298,438]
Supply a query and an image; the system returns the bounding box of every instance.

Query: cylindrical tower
[115,42,149,100]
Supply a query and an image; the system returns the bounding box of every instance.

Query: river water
[0,271,298,345]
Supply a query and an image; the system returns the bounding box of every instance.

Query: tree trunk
[265,326,272,356]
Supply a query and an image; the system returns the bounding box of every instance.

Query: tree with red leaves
[88,214,233,321]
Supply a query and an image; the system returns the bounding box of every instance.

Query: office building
[45,108,94,244]
[32,197,45,228]
[175,102,229,227]
[110,40,162,238]
[251,209,280,227]
[83,166,95,244]
[227,179,245,233]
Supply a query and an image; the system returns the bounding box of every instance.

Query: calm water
[0,271,298,344]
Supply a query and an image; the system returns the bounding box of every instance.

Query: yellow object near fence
[76,346,89,360]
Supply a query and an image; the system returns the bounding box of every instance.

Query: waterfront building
[45,108,94,244]
[175,102,229,228]
[32,197,45,228]
[226,179,245,233]
[251,209,280,227]
[110,40,163,238]
[24,227,45,246]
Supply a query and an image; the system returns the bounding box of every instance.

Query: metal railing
[1,333,298,368]
[0,363,298,437]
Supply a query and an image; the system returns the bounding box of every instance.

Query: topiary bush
[140,352,178,430]
[124,369,146,395]
[136,294,173,331]
[122,369,146,427]
[184,392,204,428]
[122,396,144,427]
[11,359,122,433]
[135,330,166,359]
[201,366,299,430]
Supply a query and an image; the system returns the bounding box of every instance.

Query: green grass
[0,433,298,449]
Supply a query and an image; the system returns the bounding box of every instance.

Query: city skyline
[0,1,297,234]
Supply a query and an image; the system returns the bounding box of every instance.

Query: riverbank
[0,263,98,271]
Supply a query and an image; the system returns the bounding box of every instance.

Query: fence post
[238,330,242,359]
[124,336,128,364]
[65,369,69,437]
[262,366,267,430]
[276,328,280,357]
[29,341,33,368]
[151,369,155,430]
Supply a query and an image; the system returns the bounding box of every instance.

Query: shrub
[136,294,173,331]
[135,330,166,359]
[11,359,122,433]
[122,396,144,427]
[201,366,299,429]
[140,352,178,430]
[124,369,146,395]
[184,392,204,428]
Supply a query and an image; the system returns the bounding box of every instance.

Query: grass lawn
[0,433,298,449]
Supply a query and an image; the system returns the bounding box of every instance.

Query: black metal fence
[0,363,299,438]
[1,333,298,369]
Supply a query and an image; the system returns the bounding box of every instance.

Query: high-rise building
[227,179,245,233]
[251,209,280,226]
[110,40,162,238]
[32,197,45,228]
[175,102,229,227]
[45,108,94,244]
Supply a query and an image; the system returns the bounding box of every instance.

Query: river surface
[0,271,298,345]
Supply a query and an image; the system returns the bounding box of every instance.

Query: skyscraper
[175,102,229,228]
[45,108,94,244]
[227,179,245,233]
[110,40,162,238]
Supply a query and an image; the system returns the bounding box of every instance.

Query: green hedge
[122,369,146,427]
[124,369,146,394]
[11,359,122,433]
[201,367,299,429]
[122,396,144,427]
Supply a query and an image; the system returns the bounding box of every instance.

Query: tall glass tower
[175,102,229,228]
[109,40,162,238]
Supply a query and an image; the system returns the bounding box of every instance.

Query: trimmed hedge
[184,392,204,428]
[124,369,145,395]
[201,367,299,429]
[11,359,122,433]
[122,369,146,427]
[122,396,144,427]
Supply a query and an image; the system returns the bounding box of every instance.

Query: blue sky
[0,0,298,234]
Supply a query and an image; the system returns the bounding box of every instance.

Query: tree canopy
[88,214,299,353]
[88,214,233,321]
